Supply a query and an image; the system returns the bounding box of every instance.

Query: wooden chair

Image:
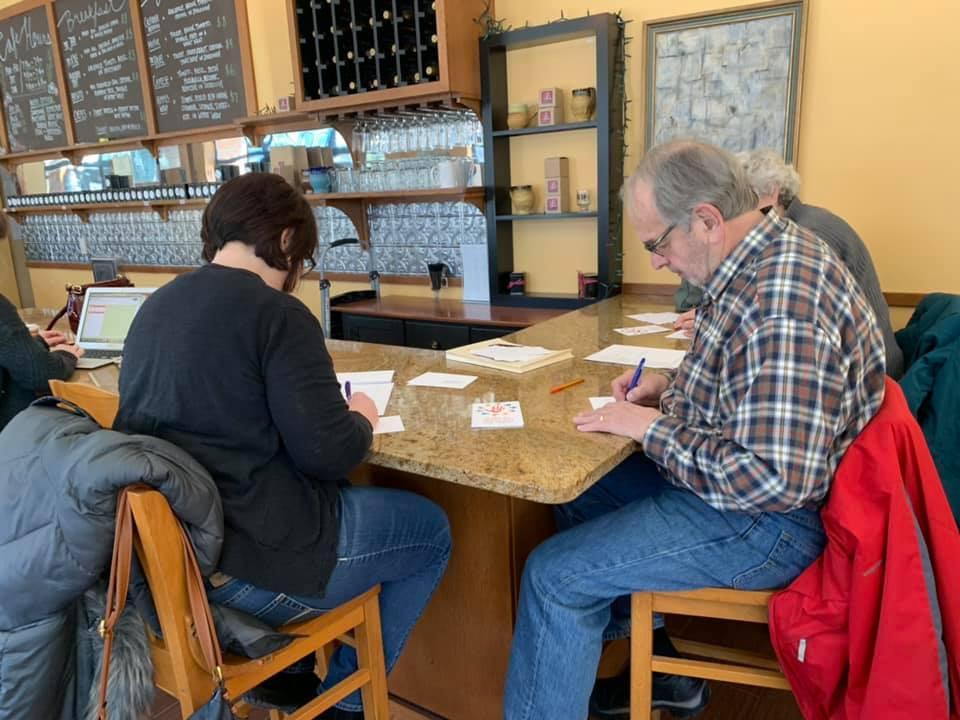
[630,588,792,719]
[126,487,390,719]
[48,379,119,428]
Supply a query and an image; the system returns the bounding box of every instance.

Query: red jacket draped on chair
[769,379,960,719]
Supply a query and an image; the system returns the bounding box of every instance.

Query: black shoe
[243,671,319,713]
[590,666,710,719]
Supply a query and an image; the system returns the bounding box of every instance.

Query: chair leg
[355,592,390,720]
[631,593,654,720]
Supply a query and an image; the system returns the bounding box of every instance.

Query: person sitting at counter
[502,140,886,720]
[672,148,904,379]
[0,291,83,430]
[113,174,452,719]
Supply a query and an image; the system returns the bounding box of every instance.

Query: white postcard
[470,344,552,363]
[585,344,686,369]
[336,371,395,385]
[340,382,394,416]
[627,312,681,325]
[666,330,692,341]
[589,396,616,410]
[407,372,478,389]
[373,416,405,435]
[614,325,670,336]
[471,401,524,429]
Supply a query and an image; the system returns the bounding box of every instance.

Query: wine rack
[288,0,484,114]
[295,0,441,100]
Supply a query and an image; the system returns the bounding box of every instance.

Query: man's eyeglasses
[643,223,676,256]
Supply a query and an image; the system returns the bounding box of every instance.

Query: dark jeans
[504,453,825,719]
[207,486,451,712]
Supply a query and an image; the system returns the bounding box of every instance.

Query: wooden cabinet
[338,313,523,349]
[287,0,489,116]
[469,325,516,343]
[405,320,470,350]
[341,314,406,345]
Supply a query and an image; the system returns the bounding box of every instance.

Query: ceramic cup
[507,103,532,130]
[570,87,597,122]
[510,185,535,214]
[576,189,591,212]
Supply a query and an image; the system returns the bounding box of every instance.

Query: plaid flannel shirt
[643,210,886,513]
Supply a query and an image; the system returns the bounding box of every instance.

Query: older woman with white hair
[674,149,903,379]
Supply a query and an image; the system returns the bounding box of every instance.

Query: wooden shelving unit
[490,121,598,138]
[495,212,597,222]
[4,198,209,223]
[480,14,625,309]
[4,187,483,232]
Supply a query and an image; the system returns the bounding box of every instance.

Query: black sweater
[0,294,76,430]
[114,265,373,596]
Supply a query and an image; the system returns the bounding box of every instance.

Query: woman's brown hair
[201,173,318,292]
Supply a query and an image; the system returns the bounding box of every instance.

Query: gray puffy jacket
[0,402,223,719]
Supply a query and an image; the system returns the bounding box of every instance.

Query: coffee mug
[427,262,449,291]
[433,160,467,189]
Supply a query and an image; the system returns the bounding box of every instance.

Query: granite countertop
[28,296,688,504]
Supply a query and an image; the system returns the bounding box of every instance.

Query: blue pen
[345,380,352,400]
[627,358,646,393]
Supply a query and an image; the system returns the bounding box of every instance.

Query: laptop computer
[74,287,155,369]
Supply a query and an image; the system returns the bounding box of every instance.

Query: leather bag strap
[97,488,136,720]
[97,488,226,719]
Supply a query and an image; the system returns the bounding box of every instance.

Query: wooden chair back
[125,488,390,719]
[48,379,119,428]
[630,588,791,719]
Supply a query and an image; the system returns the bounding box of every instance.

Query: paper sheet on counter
[585,344,686,369]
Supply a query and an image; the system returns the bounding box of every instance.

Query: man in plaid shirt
[503,140,886,720]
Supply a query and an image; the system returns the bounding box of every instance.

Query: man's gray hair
[738,149,801,208]
[623,140,758,227]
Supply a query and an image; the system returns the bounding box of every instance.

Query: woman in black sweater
[0,293,83,429]
[114,174,451,719]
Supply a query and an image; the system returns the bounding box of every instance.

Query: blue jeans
[504,454,825,720]
[207,486,451,712]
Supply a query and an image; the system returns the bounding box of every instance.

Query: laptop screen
[77,289,154,349]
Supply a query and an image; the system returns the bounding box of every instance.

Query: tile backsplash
[20,201,486,278]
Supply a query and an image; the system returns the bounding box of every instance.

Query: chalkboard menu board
[142,0,248,133]
[0,6,67,152]
[55,0,148,143]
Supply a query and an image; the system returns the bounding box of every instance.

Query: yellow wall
[492,0,960,296]
[6,0,956,304]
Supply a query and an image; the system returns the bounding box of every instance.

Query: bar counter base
[354,464,556,720]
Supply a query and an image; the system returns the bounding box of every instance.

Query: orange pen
[550,378,585,394]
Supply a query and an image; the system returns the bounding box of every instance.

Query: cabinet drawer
[469,325,522,343]
[405,321,470,350]
[341,315,405,346]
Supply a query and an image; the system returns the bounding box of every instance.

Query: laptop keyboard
[83,349,120,359]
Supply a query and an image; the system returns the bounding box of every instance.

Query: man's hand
[674,309,696,335]
[573,401,663,442]
[348,391,379,429]
[612,369,670,405]
[51,343,84,359]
